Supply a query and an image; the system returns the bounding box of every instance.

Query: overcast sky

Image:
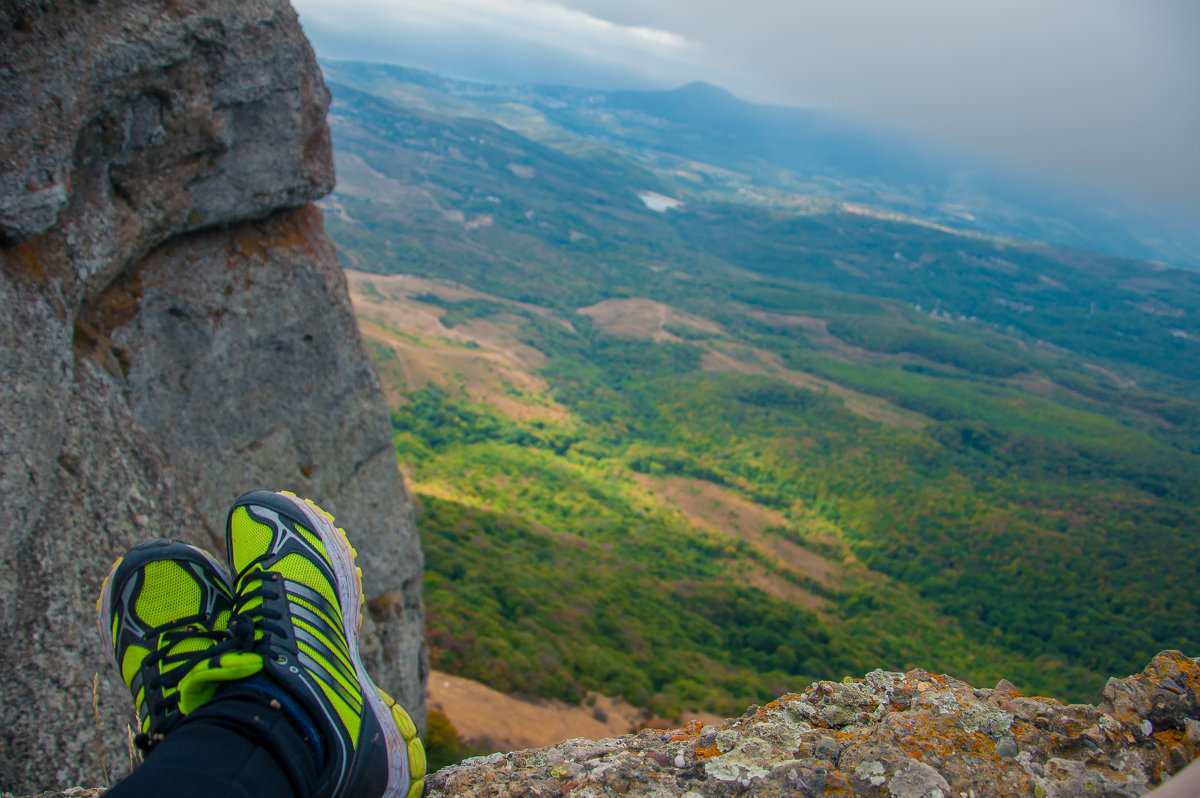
[293,0,1200,218]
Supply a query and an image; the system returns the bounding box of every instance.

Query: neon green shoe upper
[96,539,233,749]
[218,489,425,798]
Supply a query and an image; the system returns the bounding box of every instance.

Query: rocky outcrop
[14,654,1199,798]
[429,651,1200,798]
[0,1,424,791]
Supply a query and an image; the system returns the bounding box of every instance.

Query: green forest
[319,64,1200,720]
[386,298,1198,712]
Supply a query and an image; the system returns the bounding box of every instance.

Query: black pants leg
[105,695,318,798]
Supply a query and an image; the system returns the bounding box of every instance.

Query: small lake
[638,192,683,212]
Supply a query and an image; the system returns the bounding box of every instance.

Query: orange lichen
[73,269,144,377]
[763,695,800,711]
[1141,651,1200,689]
[821,771,854,795]
[669,719,706,742]
[303,125,333,179]
[230,206,327,262]
[1154,729,1186,747]
[693,744,721,760]
[1059,719,1084,736]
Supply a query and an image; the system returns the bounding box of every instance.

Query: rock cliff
[0,0,424,791]
[428,651,1200,798]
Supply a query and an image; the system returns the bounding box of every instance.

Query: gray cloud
[296,0,700,89]
[295,0,1200,217]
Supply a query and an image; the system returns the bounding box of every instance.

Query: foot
[96,539,234,750]
[219,489,425,798]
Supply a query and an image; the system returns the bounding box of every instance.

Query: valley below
[322,60,1200,761]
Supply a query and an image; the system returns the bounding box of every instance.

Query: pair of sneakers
[96,489,425,798]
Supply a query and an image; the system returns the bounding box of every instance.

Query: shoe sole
[275,492,426,798]
[95,540,230,679]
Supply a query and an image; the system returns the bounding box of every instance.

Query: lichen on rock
[426,651,1200,797]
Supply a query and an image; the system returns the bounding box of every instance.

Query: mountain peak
[669,80,741,103]
[604,79,753,128]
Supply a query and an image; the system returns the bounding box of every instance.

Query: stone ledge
[427,650,1199,798]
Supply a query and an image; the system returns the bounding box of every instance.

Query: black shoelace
[134,572,293,752]
[132,614,227,752]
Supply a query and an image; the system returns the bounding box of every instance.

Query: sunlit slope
[346,270,1200,712]
[323,72,1200,712]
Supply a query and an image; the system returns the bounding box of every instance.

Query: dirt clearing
[634,474,842,611]
[346,270,573,424]
[577,297,723,342]
[427,669,723,753]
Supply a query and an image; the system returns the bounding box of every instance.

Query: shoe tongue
[177,650,265,715]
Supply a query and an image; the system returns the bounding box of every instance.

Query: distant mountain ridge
[322,60,1200,271]
[607,80,755,127]
[604,79,971,196]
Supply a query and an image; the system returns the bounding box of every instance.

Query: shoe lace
[175,568,290,687]
[133,614,227,751]
[225,570,290,655]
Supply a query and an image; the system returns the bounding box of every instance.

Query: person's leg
[96,494,426,798]
[104,693,310,798]
[95,539,233,749]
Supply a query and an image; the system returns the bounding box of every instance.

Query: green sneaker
[96,539,233,750]
[218,489,425,798]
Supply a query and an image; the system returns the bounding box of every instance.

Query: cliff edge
[17,652,1197,797]
[0,1,424,791]
[428,650,1199,798]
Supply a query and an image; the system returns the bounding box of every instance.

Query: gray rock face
[0,0,334,277]
[428,651,1200,798]
[0,1,424,791]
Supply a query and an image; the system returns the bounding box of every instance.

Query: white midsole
[287,495,411,798]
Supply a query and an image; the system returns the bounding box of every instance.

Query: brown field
[346,270,573,423]
[427,669,723,753]
[634,473,842,611]
[577,297,724,342]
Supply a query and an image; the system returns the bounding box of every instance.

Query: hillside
[321,60,1200,272]
[318,61,1200,728]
